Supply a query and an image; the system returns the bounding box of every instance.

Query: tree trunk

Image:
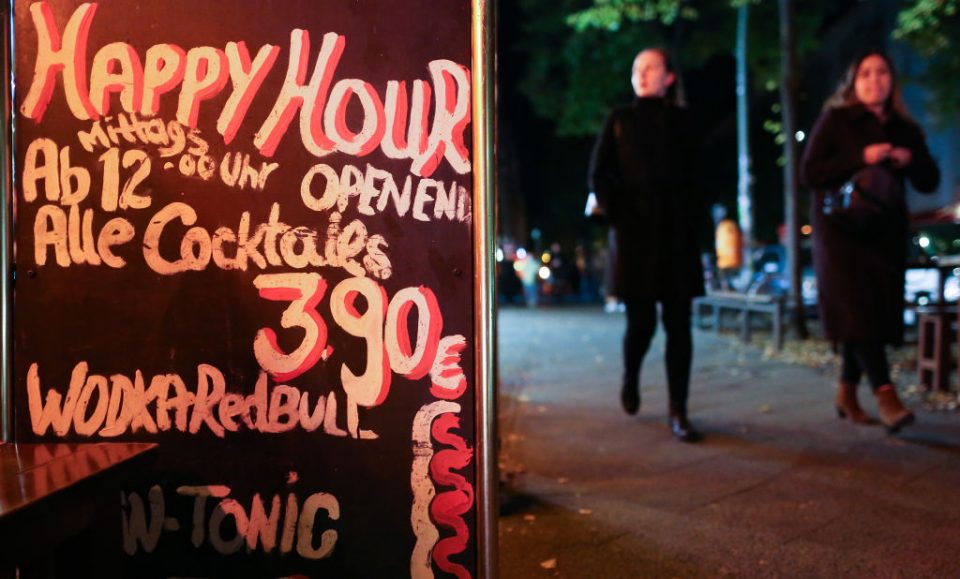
[736,3,753,285]
[778,0,808,338]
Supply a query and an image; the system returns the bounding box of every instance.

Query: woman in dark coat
[589,48,705,442]
[801,51,940,432]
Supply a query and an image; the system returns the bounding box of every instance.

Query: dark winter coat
[589,97,705,301]
[801,103,940,344]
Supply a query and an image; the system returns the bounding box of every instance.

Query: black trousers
[623,297,692,415]
[840,340,891,390]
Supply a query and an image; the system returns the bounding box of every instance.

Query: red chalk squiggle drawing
[429,413,474,579]
[410,400,457,578]
[410,332,474,578]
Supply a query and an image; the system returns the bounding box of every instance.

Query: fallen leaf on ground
[523,514,536,522]
[578,508,593,515]
[557,477,569,484]
[540,559,557,570]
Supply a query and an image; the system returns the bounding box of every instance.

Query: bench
[693,291,786,351]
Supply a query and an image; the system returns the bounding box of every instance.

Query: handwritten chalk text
[20,2,471,177]
[123,482,339,560]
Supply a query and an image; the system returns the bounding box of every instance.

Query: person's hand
[863,143,893,165]
[888,147,912,168]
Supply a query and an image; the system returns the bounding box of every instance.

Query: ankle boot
[669,413,701,442]
[874,384,915,433]
[620,381,640,415]
[835,381,875,424]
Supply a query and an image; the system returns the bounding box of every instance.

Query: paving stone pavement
[497,305,960,579]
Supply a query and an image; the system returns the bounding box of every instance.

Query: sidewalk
[497,305,960,578]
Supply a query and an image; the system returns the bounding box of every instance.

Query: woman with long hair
[801,51,940,432]
[589,48,705,442]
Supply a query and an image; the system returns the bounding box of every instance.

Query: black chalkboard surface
[10,1,489,576]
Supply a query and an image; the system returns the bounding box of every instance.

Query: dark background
[496,0,912,254]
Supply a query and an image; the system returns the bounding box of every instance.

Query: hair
[635,47,686,107]
[823,50,912,120]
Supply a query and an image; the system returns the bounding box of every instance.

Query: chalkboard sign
[7,0,495,576]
